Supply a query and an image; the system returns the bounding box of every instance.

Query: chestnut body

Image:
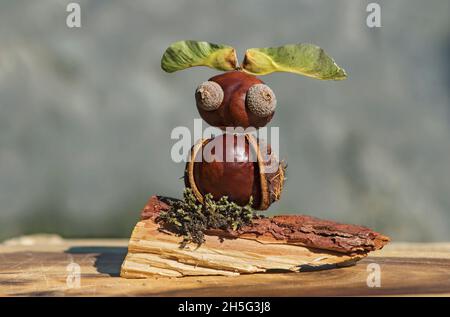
[185,134,285,210]
[196,71,275,129]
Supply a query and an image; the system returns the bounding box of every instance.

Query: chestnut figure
[162,41,347,210]
[185,133,286,210]
[195,71,276,129]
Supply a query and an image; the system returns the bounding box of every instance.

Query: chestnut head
[195,71,276,129]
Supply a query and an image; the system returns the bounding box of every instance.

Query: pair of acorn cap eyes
[196,80,276,118]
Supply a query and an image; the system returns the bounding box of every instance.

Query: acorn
[195,71,276,129]
[185,133,286,210]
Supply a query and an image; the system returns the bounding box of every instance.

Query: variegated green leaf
[161,40,238,73]
[242,43,347,80]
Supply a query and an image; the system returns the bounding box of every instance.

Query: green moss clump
[157,188,258,248]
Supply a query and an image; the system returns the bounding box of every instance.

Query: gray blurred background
[0,0,449,242]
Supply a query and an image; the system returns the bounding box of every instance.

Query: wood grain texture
[0,235,449,296]
[120,220,364,278]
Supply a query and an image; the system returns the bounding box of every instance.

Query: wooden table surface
[1,235,449,296]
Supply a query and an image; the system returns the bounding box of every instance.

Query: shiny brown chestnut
[195,71,276,129]
[185,133,286,210]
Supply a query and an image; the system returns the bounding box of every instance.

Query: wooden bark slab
[120,196,390,278]
[120,220,364,278]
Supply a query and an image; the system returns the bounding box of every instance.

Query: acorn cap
[195,81,224,111]
[246,84,276,117]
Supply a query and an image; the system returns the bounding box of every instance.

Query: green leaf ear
[161,40,239,73]
[242,43,347,80]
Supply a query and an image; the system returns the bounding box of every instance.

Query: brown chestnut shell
[196,71,275,129]
[184,133,286,210]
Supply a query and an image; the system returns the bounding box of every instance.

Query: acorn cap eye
[246,84,276,117]
[195,81,224,111]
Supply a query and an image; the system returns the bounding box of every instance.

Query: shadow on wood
[65,246,128,277]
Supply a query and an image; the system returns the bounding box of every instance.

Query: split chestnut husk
[185,133,286,210]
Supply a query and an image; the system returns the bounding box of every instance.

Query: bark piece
[121,195,390,278]
[141,195,390,255]
[140,195,174,221]
[121,219,363,278]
